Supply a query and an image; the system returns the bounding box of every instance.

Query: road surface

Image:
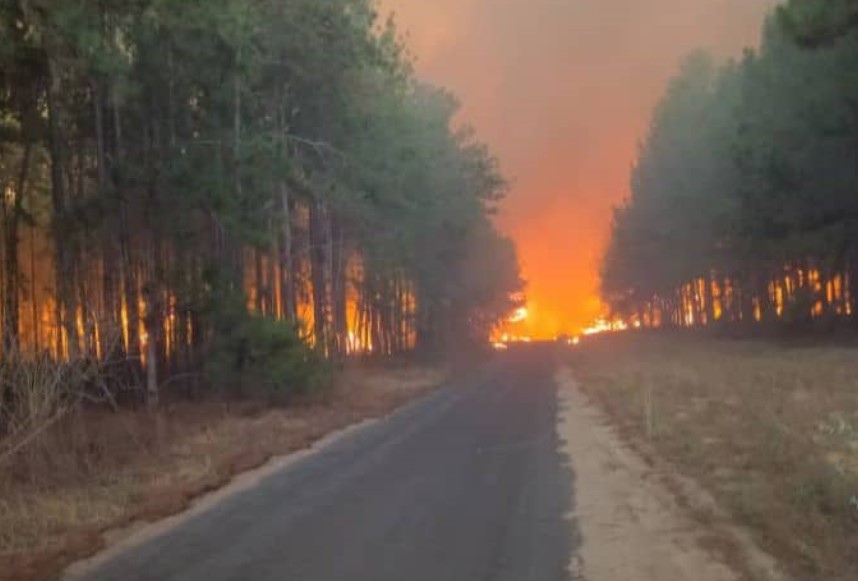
[73,347,578,581]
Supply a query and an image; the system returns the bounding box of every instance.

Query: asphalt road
[78,347,578,581]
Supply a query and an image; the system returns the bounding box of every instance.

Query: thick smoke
[382,0,776,336]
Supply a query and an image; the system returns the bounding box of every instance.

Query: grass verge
[569,333,858,581]
[0,364,445,581]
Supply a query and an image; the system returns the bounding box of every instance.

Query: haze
[381,0,777,338]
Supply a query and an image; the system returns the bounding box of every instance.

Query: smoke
[381,0,777,336]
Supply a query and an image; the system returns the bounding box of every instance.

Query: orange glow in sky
[381,0,775,338]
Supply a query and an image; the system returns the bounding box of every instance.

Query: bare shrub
[0,352,77,465]
[0,328,130,470]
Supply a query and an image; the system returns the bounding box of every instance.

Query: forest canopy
[601,0,858,331]
[0,0,522,403]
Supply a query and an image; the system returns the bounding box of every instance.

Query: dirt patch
[557,366,787,581]
[0,365,445,581]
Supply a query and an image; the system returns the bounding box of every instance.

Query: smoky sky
[381,0,777,337]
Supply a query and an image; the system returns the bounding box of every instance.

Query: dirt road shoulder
[557,366,786,581]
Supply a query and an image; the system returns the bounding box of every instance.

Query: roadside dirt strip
[556,366,788,581]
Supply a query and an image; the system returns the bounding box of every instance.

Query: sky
[380,0,777,338]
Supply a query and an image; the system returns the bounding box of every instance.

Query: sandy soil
[557,366,783,581]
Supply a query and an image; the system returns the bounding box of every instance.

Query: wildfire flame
[581,316,629,337]
[508,306,528,324]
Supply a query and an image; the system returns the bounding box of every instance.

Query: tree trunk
[143,198,162,410]
[110,86,139,362]
[46,58,78,358]
[94,80,122,356]
[268,216,278,318]
[279,182,297,323]
[29,222,38,353]
[254,247,264,314]
[704,272,716,326]
[145,283,160,410]
[331,218,348,356]
[309,198,328,352]
[3,142,31,353]
[848,256,858,323]
[739,274,755,325]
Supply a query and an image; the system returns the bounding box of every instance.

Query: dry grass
[0,364,445,581]
[570,332,858,581]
